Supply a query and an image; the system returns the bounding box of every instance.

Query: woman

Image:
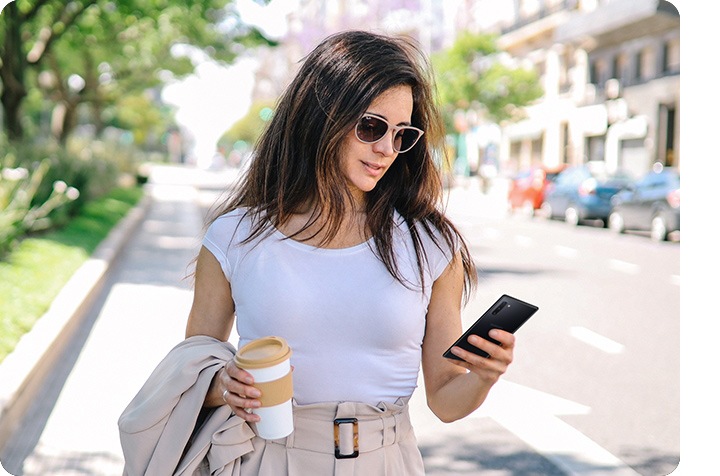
[187,30,515,473]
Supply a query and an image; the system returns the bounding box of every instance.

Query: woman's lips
[361,161,384,177]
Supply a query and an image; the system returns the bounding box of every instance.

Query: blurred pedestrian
[120,30,517,475]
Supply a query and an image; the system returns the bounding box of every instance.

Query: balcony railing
[500,0,578,35]
[581,69,680,105]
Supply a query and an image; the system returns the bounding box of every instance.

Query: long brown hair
[209,30,477,301]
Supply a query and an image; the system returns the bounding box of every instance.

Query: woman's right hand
[211,359,262,422]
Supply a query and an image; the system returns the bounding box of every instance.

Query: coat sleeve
[118,335,249,475]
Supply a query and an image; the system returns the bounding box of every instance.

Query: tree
[0,0,275,143]
[432,31,543,124]
[218,99,275,150]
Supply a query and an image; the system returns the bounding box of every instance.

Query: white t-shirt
[202,208,454,405]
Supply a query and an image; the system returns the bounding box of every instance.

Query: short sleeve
[202,211,241,281]
[421,225,456,282]
[393,211,457,284]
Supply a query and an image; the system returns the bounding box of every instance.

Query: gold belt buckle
[333,417,359,459]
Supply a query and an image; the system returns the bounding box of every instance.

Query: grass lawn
[0,186,144,363]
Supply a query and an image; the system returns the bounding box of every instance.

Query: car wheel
[608,212,625,234]
[521,200,535,217]
[650,215,668,242]
[539,202,552,219]
[565,206,580,226]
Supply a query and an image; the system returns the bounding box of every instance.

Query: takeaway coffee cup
[234,336,293,439]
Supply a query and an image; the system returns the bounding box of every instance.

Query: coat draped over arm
[118,335,256,475]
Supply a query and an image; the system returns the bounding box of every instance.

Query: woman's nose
[372,131,396,157]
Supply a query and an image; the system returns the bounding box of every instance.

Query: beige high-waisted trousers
[237,397,424,475]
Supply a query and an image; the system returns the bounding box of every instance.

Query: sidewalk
[0,165,561,475]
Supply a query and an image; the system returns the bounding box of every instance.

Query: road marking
[514,235,534,247]
[671,274,680,286]
[484,227,502,240]
[608,259,640,275]
[473,380,641,475]
[554,245,579,258]
[570,326,625,354]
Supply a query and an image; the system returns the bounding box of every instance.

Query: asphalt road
[441,184,680,476]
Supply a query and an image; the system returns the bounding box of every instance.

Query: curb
[0,190,152,453]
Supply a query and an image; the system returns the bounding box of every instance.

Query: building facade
[496,0,680,178]
[242,0,679,180]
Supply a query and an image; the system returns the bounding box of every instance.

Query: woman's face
[340,85,414,204]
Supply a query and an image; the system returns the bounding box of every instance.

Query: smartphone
[443,294,538,361]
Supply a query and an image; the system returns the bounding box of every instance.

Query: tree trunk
[1,3,28,141]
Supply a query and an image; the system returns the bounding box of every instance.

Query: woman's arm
[421,253,515,423]
[185,246,261,421]
[186,246,235,341]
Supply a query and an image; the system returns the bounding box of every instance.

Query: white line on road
[495,412,641,476]
[483,227,502,240]
[554,245,579,258]
[571,326,625,354]
[608,259,641,275]
[671,274,680,286]
[514,235,534,247]
[473,380,641,476]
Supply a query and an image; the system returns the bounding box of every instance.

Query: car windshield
[637,170,680,189]
[588,168,633,183]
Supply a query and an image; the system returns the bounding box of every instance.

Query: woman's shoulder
[390,209,457,280]
[204,207,255,245]
[208,207,246,228]
[392,210,454,242]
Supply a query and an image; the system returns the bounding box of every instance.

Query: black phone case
[443,294,539,361]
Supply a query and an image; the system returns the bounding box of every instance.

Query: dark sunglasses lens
[395,129,420,152]
[357,116,388,143]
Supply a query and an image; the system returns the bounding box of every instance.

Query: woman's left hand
[448,328,515,383]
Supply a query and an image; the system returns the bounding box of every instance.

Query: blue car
[608,166,680,242]
[540,162,634,226]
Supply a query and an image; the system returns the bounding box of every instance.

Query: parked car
[608,166,680,242]
[508,165,565,215]
[540,161,634,226]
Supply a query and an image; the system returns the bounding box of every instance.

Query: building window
[510,141,522,162]
[612,54,626,83]
[633,51,642,82]
[586,135,605,162]
[559,51,573,93]
[631,48,654,83]
[640,47,655,81]
[562,122,570,164]
[662,39,680,74]
[589,59,605,85]
[531,137,543,163]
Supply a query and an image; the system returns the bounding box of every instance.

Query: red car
[508,165,565,215]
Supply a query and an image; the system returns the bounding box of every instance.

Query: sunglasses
[355,113,424,153]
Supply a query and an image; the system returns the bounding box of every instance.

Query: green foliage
[0,186,143,363]
[432,31,543,123]
[0,0,276,143]
[0,135,142,255]
[0,157,80,255]
[218,100,275,149]
[114,94,169,145]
